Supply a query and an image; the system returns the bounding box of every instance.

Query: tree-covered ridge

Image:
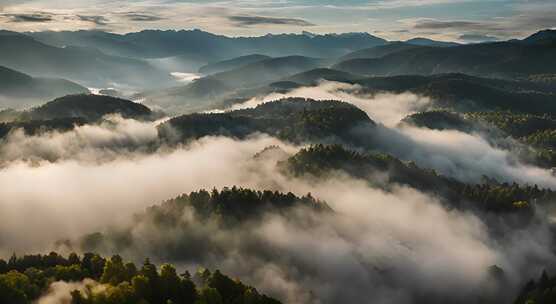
[401,110,476,132]
[404,110,556,139]
[352,73,556,115]
[139,187,330,225]
[159,98,374,144]
[24,94,153,121]
[0,117,87,139]
[0,94,156,141]
[0,252,280,304]
[77,187,330,256]
[333,36,556,80]
[464,112,556,167]
[514,270,556,304]
[524,129,556,150]
[464,112,556,139]
[283,145,555,213]
[402,110,556,168]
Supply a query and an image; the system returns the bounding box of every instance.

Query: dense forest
[284,144,554,213]
[0,252,280,304]
[158,98,374,144]
[402,110,556,168]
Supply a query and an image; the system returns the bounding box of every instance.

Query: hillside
[339,42,422,61]
[284,68,363,85]
[522,29,556,45]
[334,32,556,78]
[0,66,88,109]
[0,117,87,140]
[354,73,556,114]
[209,56,327,88]
[138,56,329,114]
[158,98,374,143]
[0,34,172,88]
[0,251,281,304]
[199,54,271,75]
[137,77,232,114]
[284,144,550,213]
[26,94,152,121]
[29,29,388,59]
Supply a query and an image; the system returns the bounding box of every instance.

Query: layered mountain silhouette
[29,29,388,59]
[199,54,271,75]
[0,66,87,108]
[334,31,556,78]
[0,33,172,88]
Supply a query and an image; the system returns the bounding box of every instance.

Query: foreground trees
[0,252,280,304]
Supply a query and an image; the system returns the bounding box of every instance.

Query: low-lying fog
[1,81,555,303]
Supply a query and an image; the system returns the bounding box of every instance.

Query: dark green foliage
[460,182,548,213]
[142,187,330,225]
[404,111,556,168]
[0,252,280,304]
[462,112,556,167]
[0,117,87,139]
[74,188,330,263]
[355,74,556,115]
[284,144,554,213]
[158,98,374,144]
[401,110,476,131]
[26,94,152,121]
[523,129,556,150]
[514,270,556,304]
[465,112,556,139]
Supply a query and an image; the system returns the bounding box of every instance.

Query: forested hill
[0,251,281,304]
[26,94,153,121]
[333,31,556,78]
[158,98,374,144]
[283,145,554,214]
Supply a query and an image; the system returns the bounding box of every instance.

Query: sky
[0,0,554,42]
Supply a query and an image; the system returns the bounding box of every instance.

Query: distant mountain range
[334,30,556,78]
[0,65,88,109]
[2,28,555,115]
[0,31,173,89]
[28,29,388,60]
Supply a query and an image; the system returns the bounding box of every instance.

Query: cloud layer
[0,0,553,40]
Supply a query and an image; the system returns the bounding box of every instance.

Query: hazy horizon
[0,0,555,42]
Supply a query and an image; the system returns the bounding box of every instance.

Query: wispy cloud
[123,13,164,22]
[228,15,315,27]
[77,14,109,26]
[4,12,52,22]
